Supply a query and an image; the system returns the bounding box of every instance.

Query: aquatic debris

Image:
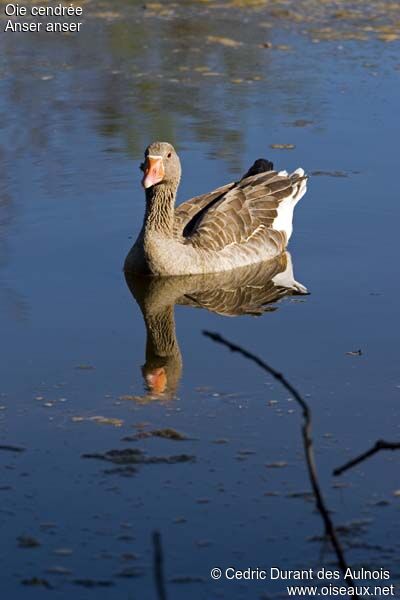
[17,535,40,548]
[73,579,114,588]
[288,119,314,127]
[119,394,147,402]
[311,170,357,177]
[207,35,243,48]
[71,416,124,427]
[332,9,362,20]
[372,500,390,507]
[53,547,73,556]
[117,534,135,542]
[270,144,296,150]
[103,466,137,477]
[115,567,144,578]
[142,2,175,17]
[346,349,363,356]
[82,448,195,465]
[0,444,25,453]
[173,517,187,524]
[122,428,190,442]
[308,519,373,541]
[377,33,399,42]
[46,566,72,575]
[120,552,139,561]
[286,491,314,500]
[336,520,372,537]
[265,461,288,468]
[21,577,52,588]
[91,10,121,20]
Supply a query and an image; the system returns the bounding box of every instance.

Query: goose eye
[139,162,145,172]
[167,152,172,158]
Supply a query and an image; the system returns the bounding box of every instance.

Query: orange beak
[145,367,167,394]
[141,155,165,189]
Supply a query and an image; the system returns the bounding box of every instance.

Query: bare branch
[334,439,400,477]
[203,330,357,598]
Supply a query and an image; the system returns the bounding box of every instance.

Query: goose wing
[175,170,306,251]
[178,254,290,316]
[173,182,234,237]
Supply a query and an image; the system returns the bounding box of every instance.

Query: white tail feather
[273,168,307,240]
[272,252,308,294]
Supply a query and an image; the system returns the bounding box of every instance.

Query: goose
[124,142,307,276]
[125,252,307,398]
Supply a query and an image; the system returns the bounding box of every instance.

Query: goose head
[141,141,181,191]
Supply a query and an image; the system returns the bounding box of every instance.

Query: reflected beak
[141,155,165,189]
[145,367,167,394]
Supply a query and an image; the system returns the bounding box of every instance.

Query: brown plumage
[125,252,307,398]
[124,141,307,276]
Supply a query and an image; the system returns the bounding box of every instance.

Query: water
[1,1,400,598]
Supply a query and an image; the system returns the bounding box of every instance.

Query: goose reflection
[124,252,307,399]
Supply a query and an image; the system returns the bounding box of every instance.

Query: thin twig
[153,530,167,600]
[203,330,357,597]
[334,440,400,476]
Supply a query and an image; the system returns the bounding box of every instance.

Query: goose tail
[273,168,308,241]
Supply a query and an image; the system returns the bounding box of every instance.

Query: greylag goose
[124,142,307,276]
[125,252,307,398]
